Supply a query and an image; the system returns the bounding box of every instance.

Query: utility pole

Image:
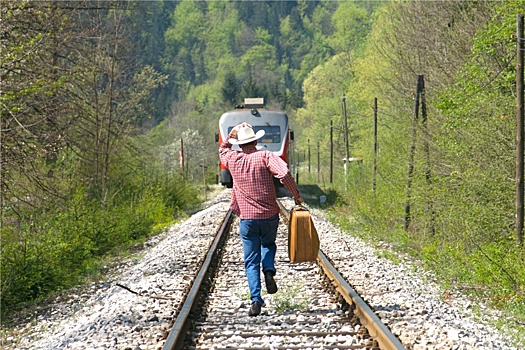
[308,139,311,173]
[516,13,524,246]
[420,76,435,234]
[200,164,208,200]
[405,76,423,231]
[180,138,185,175]
[330,119,333,183]
[373,97,378,193]
[317,141,320,183]
[342,94,349,188]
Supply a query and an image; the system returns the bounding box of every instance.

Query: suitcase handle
[292,204,310,212]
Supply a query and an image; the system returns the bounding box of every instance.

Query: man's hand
[294,196,303,206]
[230,122,252,138]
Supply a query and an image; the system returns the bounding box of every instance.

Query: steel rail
[278,200,405,350]
[162,209,234,350]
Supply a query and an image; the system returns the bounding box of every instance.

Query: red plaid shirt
[219,134,301,219]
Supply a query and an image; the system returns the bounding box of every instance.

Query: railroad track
[162,197,405,350]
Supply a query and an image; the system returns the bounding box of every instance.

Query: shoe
[264,270,278,294]
[248,301,262,316]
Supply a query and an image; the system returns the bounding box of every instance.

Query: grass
[272,281,311,313]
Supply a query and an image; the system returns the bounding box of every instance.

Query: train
[216,98,293,188]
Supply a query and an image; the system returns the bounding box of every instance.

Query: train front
[217,99,290,188]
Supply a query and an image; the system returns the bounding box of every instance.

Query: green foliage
[221,71,241,108]
[164,0,205,49]
[2,112,200,318]
[1,175,197,317]
[240,28,279,82]
[162,174,202,213]
[327,2,370,53]
[273,281,310,313]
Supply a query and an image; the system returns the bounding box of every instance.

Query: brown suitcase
[288,206,320,263]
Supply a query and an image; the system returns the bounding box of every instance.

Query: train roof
[220,98,287,125]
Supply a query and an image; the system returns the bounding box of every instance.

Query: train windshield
[227,126,281,143]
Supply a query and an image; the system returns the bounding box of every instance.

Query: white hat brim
[228,130,265,145]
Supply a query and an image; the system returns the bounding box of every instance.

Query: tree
[240,28,280,85]
[1,0,77,210]
[1,0,171,315]
[221,71,241,108]
[326,2,369,53]
[240,72,262,99]
[202,1,242,81]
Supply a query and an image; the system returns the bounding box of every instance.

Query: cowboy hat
[228,126,265,145]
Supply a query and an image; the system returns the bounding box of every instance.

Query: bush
[0,177,199,319]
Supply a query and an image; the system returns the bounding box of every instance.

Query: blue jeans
[239,214,279,305]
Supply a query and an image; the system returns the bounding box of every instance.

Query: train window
[227,126,281,143]
[255,126,280,143]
